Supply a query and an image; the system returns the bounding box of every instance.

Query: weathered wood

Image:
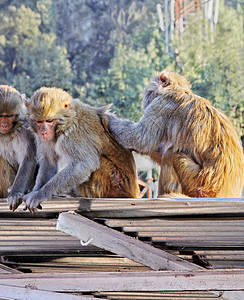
[1,197,244,218]
[0,284,93,300]
[56,211,200,271]
[0,269,244,292]
[79,198,244,218]
[151,237,244,246]
[94,291,226,299]
[0,263,20,274]
[104,218,244,227]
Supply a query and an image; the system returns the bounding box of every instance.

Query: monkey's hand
[7,192,24,212]
[22,191,43,213]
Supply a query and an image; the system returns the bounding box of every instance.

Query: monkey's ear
[24,97,31,108]
[159,74,170,87]
[20,93,26,103]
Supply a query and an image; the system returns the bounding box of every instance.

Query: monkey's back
[73,101,139,198]
[169,93,244,197]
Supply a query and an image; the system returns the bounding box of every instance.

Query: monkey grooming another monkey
[108,70,244,198]
[0,85,37,211]
[23,87,139,213]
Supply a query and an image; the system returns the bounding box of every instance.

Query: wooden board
[0,284,92,300]
[93,291,226,299]
[57,211,200,271]
[0,269,243,292]
[103,217,244,249]
[1,197,244,218]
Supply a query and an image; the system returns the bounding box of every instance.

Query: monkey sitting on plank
[0,85,37,211]
[108,70,244,198]
[23,87,139,213]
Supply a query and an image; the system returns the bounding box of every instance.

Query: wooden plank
[0,269,244,292]
[80,198,244,217]
[122,226,244,232]
[0,284,93,300]
[3,253,151,274]
[0,263,20,274]
[56,211,200,271]
[136,232,244,238]
[104,218,244,227]
[94,291,225,299]
[151,237,244,246]
[1,197,244,217]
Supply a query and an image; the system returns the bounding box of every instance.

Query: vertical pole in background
[179,0,184,39]
[204,0,208,40]
[170,0,175,53]
[214,0,219,29]
[164,0,169,53]
[156,4,165,31]
[207,0,214,42]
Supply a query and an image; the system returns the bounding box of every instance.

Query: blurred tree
[0,0,242,141]
[84,1,176,120]
[174,0,244,138]
[0,3,72,96]
[86,30,175,121]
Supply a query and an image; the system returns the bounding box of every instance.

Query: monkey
[23,87,139,212]
[108,70,244,198]
[0,85,37,211]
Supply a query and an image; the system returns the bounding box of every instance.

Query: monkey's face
[142,71,192,110]
[0,85,26,134]
[0,113,17,134]
[27,87,74,140]
[34,119,57,141]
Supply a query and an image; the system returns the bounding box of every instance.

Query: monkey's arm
[23,152,100,213]
[108,106,164,154]
[33,158,57,191]
[7,138,37,211]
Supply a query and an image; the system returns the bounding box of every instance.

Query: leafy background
[0,0,243,142]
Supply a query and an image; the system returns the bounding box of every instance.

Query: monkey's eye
[46,119,55,123]
[0,114,16,118]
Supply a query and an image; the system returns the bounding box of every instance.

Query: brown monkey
[108,71,244,198]
[0,85,37,210]
[23,87,139,212]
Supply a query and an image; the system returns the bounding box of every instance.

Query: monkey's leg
[171,152,206,197]
[0,157,16,197]
[158,151,204,197]
[158,151,183,196]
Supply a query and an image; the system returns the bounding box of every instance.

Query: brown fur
[108,70,244,198]
[0,85,37,210]
[0,157,16,197]
[24,87,139,212]
[77,113,139,198]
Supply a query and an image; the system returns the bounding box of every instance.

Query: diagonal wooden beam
[56,211,201,271]
[0,263,21,274]
[0,284,93,300]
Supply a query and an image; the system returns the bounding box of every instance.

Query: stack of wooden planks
[0,196,244,300]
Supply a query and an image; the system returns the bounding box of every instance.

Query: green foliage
[0,0,242,139]
[85,4,176,121]
[174,0,244,137]
[0,3,72,96]
[86,30,175,121]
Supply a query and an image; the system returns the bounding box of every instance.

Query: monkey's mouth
[0,126,11,134]
[40,133,54,141]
